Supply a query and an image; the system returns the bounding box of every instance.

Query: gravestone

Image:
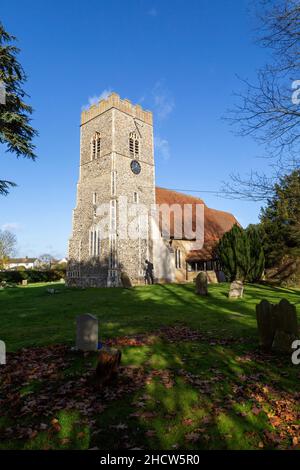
[256,299,276,349]
[195,272,208,296]
[22,279,28,286]
[256,299,298,353]
[274,299,298,337]
[272,330,297,354]
[206,271,218,284]
[76,314,98,351]
[0,340,6,365]
[120,271,132,289]
[47,288,55,295]
[228,280,244,299]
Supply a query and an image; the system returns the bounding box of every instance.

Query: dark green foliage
[260,170,300,268]
[0,22,37,195]
[246,225,265,282]
[216,224,251,282]
[0,269,65,284]
[217,224,265,282]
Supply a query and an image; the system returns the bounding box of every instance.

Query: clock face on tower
[130,159,141,175]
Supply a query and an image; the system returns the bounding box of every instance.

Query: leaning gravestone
[228,280,244,299]
[195,272,208,296]
[76,313,98,351]
[256,299,298,353]
[274,299,298,337]
[120,271,132,289]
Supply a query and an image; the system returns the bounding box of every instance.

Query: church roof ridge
[155,186,238,242]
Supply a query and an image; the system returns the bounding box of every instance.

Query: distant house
[6,257,39,270]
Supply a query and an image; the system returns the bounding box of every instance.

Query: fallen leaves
[0,344,148,441]
[185,431,202,443]
[50,418,61,433]
[252,406,262,416]
[110,423,128,431]
[182,418,194,426]
[1,327,300,450]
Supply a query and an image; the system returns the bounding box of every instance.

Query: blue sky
[1,0,271,258]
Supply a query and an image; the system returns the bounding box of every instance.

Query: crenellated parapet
[81,92,153,126]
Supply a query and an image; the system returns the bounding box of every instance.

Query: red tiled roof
[155,187,238,261]
[186,243,217,262]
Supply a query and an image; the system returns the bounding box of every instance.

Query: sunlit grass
[0,282,299,352]
[0,282,299,449]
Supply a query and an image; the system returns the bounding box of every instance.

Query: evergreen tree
[217,224,265,282]
[216,227,237,281]
[216,224,250,282]
[246,224,265,282]
[0,22,37,195]
[260,170,300,267]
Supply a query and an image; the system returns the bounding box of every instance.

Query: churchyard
[0,281,300,450]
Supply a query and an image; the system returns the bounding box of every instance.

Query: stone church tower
[67,93,155,287]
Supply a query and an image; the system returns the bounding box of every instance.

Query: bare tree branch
[224,0,300,201]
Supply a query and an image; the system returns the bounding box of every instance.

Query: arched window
[133,191,139,203]
[175,249,181,269]
[89,226,101,257]
[129,132,139,157]
[91,132,101,160]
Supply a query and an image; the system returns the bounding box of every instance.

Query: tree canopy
[0,22,37,195]
[0,229,17,268]
[216,224,265,282]
[225,0,300,201]
[260,169,300,267]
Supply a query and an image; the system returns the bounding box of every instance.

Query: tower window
[135,139,139,155]
[91,132,101,160]
[129,137,134,155]
[129,132,139,157]
[133,191,139,203]
[175,249,181,269]
[93,192,97,205]
[89,226,101,257]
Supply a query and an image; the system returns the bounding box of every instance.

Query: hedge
[0,269,66,284]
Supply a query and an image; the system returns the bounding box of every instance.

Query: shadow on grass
[1,323,298,450]
[1,282,299,352]
[90,335,297,450]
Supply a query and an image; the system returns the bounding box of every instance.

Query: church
[67,93,238,287]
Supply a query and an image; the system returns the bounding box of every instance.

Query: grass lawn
[0,282,300,450]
